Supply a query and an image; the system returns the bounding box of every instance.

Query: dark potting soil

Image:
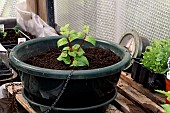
[0,29,36,44]
[25,47,121,70]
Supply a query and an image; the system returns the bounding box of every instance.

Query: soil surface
[0,29,36,44]
[25,47,121,70]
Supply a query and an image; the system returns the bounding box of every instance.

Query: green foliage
[57,24,96,67]
[13,25,20,34]
[0,29,7,39]
[141,37,170,74]
[155,90,170,112]
[161,104,170,113]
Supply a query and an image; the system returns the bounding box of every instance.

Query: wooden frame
[26,0,55,28]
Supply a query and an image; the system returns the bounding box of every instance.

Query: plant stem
[78,33,86,51]
[67,34,73,52]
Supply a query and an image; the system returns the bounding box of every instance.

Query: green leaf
[161,104,170,113]
[63,47,70,51]
[85,35,96,46]
[156,53,164,61]
[13,25,20,34]
[60,24,70,36]
[71,56,89,66]
[77,47,85,56]
[60,24,69,32]
[77,32,84,38]
[70,30,76,34]
[3,32,7,38]
[69,34,79,42]
[57,38,68,47]
[62,56,71,64]
[72,44,80,51]
[60,31,69,36]
[57,55,71,64]
[60,51,68,57]
[68,51,77,57]
[57,54,63,61]
[83,25,89,34]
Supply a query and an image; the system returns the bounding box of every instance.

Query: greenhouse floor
[7,72,165,113]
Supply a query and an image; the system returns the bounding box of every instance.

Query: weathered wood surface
[26,0,37,14]
[7,85,36,113]
[120,72,165,104]
[7,71,166,113]
[26,0,48,23]
[117,79,165,113]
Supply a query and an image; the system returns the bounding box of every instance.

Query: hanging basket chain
[44,70,74,113]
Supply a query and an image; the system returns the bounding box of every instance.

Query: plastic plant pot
[147,72,165,92]
[138,65,150,87]
[22,89,117,113]
[0,62,14,84]
[9,36,131,113]
[131,58,141,82]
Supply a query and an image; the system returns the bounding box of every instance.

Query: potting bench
[6,71,166,113]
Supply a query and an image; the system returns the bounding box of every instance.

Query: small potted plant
[9,24,130,113]
[140,38,170,91]
[0,25,36,49]
[0,25,36,83]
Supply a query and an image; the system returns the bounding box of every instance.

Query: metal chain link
[43,70,74,113]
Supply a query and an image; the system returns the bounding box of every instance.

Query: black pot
[131,58,141,82]
[9,36,131,113]
[22,88,116,113]
[0,62,18,85]
[0,62,13,80]
[138,65,150,87]
[147,72,166,92]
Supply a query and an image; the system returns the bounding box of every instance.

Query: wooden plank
[26,0,48,23]
[112,93,145,113]
[117,79,166,113]
[37,0,48,23]
[105,104,123,113]
[26,0,38,14]
[7,84,36,113]
[120,71,165,104]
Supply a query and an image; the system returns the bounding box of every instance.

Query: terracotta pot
[165,77,170,104]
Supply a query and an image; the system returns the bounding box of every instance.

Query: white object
[0,24,4,32]
[16,1,58,38]
[18,37,26,44]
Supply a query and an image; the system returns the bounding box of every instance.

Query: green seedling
[0,30,7,39]
[57,24,96,67]
[13,25,20,34]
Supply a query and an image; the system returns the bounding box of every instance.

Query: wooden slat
[120,71,165,104]
[112,93,145,113]
[106,104,123,113]
[26,0,38,14]
[37,0,48,23]
[117,79,166,113]
[7,84,36,113]
[26,0,48,23]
